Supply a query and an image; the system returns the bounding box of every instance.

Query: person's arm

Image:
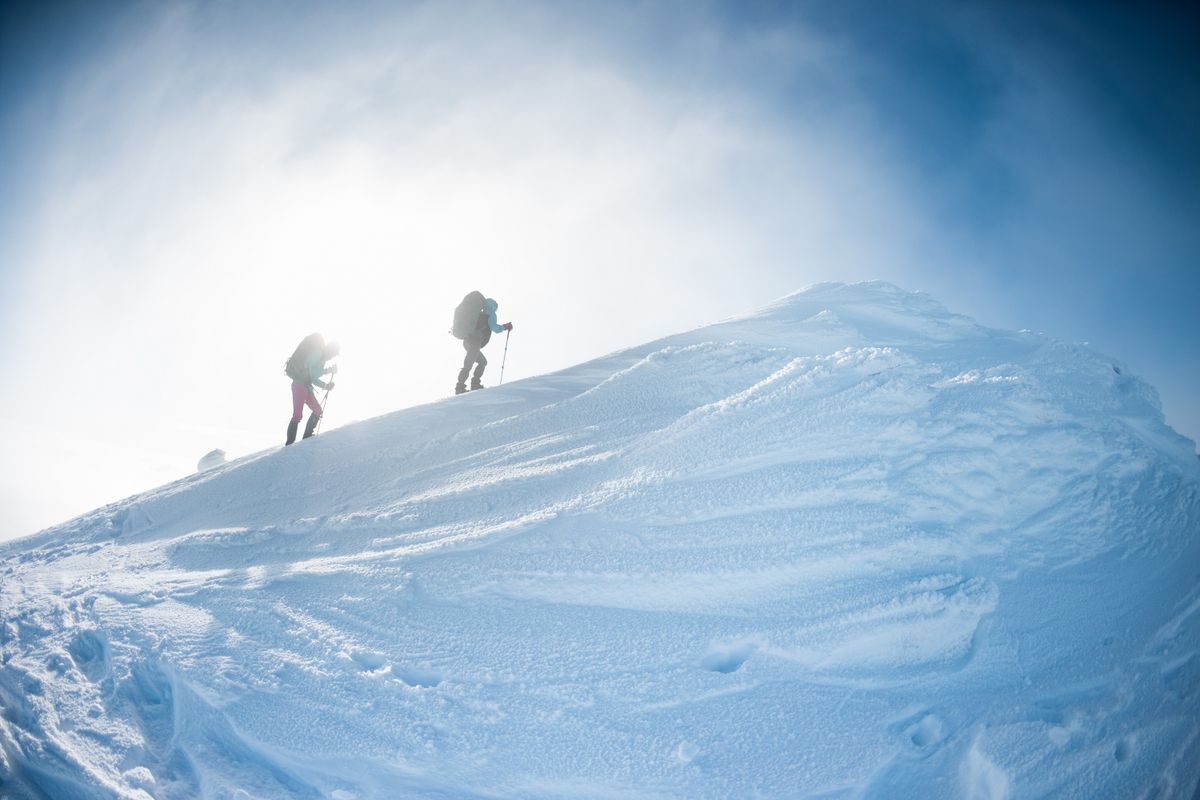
[487,310,507,334]
[307,354,330,389]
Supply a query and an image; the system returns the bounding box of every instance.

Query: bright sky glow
[2,0,1197,539]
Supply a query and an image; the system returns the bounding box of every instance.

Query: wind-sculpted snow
[2,281,1199,799]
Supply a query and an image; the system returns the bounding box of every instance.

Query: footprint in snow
[68,629,110,682]
[391,665,443,688]
[903,713,947,754]
[887,707,949,756]
[349,650,388,672]
[700,639,759,674]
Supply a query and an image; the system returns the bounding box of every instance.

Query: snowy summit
[2,281,1198,799]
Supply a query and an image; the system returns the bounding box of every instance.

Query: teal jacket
[483,298,506,334]
[301,351,334,389]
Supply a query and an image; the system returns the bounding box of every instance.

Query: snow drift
[196,450,227,473]
[2,281,1198,799]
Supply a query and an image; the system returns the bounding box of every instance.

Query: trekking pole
[499,329,511,385]
[316,383,334,434]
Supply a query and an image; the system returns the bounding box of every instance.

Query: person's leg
[457,341,479,392]
[305,386,323,417]
[303,385,323,438]
[471,351,488,388]
[292,382,308,422]
[287,381,306,444]
[458,348,475,383]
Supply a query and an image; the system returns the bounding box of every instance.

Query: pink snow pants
[291,381,322,422]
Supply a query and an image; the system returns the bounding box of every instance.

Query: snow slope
[2,281,1198,799]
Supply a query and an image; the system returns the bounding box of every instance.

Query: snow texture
[2,281,1198,799]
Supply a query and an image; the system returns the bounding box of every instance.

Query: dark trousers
[457,338,487,385]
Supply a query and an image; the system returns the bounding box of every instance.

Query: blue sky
[2,0,1197,539]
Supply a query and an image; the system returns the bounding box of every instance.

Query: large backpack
[285,333,324,381]
[451,291,486,339]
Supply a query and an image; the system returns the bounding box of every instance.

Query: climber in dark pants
[454,295,512,394]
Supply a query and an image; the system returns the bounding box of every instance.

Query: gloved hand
[329,364,338,375]
[326,382,336,391]
[504,322,513,332]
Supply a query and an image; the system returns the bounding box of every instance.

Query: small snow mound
[197,449,226,472]
[123,766,156,792]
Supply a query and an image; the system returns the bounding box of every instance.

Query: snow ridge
[2,282,1199,799]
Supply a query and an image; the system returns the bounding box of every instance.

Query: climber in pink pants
[283,333,340,445]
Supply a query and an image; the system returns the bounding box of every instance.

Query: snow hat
[324,340,341,358]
